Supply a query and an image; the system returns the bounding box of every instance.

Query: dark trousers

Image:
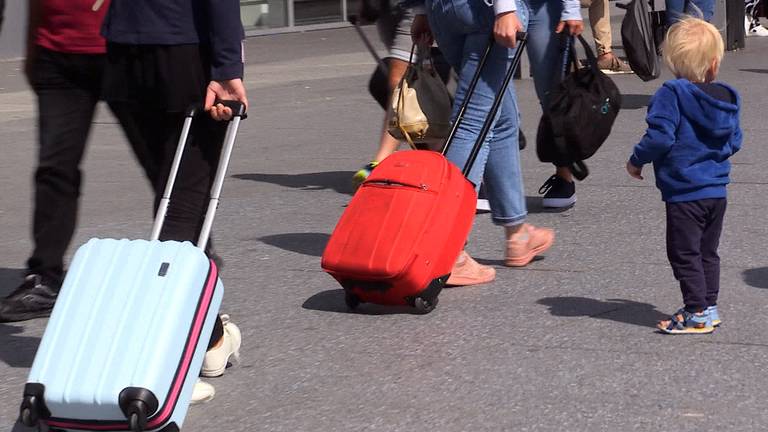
[107,106,225,243]
[666,198,727,312]
[107,106,226,348]
[27,48,105,282]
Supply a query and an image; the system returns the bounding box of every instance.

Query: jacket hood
[665,79,740,146]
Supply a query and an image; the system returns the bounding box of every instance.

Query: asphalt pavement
[2,14,768,432]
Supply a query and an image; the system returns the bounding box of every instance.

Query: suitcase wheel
[413,296,438,314]
[344,292,361,310]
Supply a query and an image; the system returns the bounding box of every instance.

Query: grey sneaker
[597,55,634,75]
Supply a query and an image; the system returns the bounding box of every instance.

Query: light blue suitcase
[19,103,246,432]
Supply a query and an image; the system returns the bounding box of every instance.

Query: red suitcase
[322,33,528,313]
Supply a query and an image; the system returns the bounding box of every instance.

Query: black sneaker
[539,175,576,208]
[0,274,60,323]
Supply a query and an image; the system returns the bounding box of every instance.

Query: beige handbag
[388,45,452,150]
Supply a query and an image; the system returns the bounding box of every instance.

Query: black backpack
[536,35,622,181]
[619,0,661,81]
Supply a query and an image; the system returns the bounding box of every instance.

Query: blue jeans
[665,0,715,25]
[525,0,566,109]
[425,0,530,226]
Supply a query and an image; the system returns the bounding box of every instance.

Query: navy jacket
[102,0,244,80]
[629,79,742,203]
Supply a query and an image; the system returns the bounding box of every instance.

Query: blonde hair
[663,17,724,82]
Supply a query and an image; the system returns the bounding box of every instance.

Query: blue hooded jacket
[629,79,742,203]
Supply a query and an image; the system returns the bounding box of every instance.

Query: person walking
[101,0,247,403]
[411,0,556,283]
[0,0,110,323]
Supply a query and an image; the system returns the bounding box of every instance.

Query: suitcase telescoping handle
[150,101,247,251]
[441,32,528,179]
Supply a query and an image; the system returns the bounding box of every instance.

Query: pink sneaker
[505,224,555,267]
[446,251,496,286]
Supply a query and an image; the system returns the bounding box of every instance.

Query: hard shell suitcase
[19,102,247,432]
[321,34,528,313]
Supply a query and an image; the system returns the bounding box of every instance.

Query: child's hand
[626,161,644,180]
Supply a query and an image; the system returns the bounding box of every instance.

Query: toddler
[626,17,742,334]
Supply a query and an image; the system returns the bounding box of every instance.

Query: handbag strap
[392,45,420,150]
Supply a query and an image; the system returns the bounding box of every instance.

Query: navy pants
[666,198,727,312]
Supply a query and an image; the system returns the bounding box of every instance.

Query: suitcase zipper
[364,179,430,191]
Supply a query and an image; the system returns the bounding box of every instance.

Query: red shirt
[35,0,110,54]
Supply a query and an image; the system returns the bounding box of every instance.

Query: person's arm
[25,0,42,84]
[629,85,680,168]
[205,0,249,120]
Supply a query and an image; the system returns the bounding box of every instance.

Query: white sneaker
[745,15,752,34]
[190,379,215,404]
[201,314,241,377]
[750,24,768,37]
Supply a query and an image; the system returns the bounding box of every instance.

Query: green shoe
[352,161,379,189]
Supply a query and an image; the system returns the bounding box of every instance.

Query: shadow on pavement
[0,267,24,297]
[233,171,355,195]
[0,323,40,368]
[258,233,329,257]
[525,196,572,214]
[743,267,768,289]
[537,296,668,328]
[303,289,425,315]
[740,68,768,74]
[621,94,652,110]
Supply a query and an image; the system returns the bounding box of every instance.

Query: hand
[626,161,644,180]
[494,12,524,48]
[205,78,249,121]
[411,14,433,45]
[555,20,584,36]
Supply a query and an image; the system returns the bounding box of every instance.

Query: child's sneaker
[706,305,721,327]
[352,161,379,189]
[657,308,715,334]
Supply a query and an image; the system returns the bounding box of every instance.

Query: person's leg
[589,0,633,74]
[666,0,686,25]
[687,0,715,21]
[701,199,726,309]
[28,50,103,282]
[590,0,611,56]
[525,0,578,207]
[424,0,498,285]
[665,201,708,313]
[0,49,102,323]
